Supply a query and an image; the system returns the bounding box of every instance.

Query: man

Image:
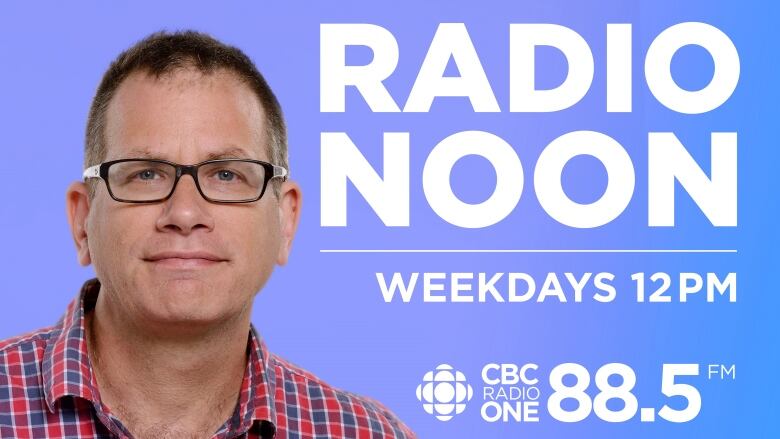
[0,31,415,439]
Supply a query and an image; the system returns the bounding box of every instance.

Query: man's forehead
[104,68,268,162]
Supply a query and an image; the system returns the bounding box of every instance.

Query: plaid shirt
[0,279,416,439]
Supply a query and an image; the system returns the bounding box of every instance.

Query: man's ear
[276,180,302,266]
[66,181,92,266]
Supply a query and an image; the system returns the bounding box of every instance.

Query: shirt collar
[232,324,278,434]
[42,278,101,413]
[42,278,278,435]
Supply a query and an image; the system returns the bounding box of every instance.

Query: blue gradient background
[0,1,776,437]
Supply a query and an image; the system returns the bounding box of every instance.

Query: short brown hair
[85,30,287,197]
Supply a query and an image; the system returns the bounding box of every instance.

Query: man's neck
[86,292,251,439]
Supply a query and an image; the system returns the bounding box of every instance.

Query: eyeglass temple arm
[273,165,288,181]
[83,164,101,180]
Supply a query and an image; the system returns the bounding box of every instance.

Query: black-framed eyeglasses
[82,158,288,203]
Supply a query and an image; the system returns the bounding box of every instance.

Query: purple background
[1,1,777,437]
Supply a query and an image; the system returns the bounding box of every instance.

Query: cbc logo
[416,364,474,421]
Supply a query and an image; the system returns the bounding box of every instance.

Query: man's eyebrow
[123,148,158,159]
[203,147,256,160]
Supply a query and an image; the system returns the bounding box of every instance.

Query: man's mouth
[143,251,228,269]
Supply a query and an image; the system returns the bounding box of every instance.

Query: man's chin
[136,279,236,326]
[138,306,236,336]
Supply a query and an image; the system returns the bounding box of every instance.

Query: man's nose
[155,174,215,235]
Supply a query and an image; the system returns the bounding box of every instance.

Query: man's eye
[215,170,237,181]
[136,169,159,180]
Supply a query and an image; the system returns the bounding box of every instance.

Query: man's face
[69,68,300,330]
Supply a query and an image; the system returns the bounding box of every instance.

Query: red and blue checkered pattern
[0,279,416,438]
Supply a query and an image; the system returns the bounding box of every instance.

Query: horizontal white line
[320,249,737,254]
